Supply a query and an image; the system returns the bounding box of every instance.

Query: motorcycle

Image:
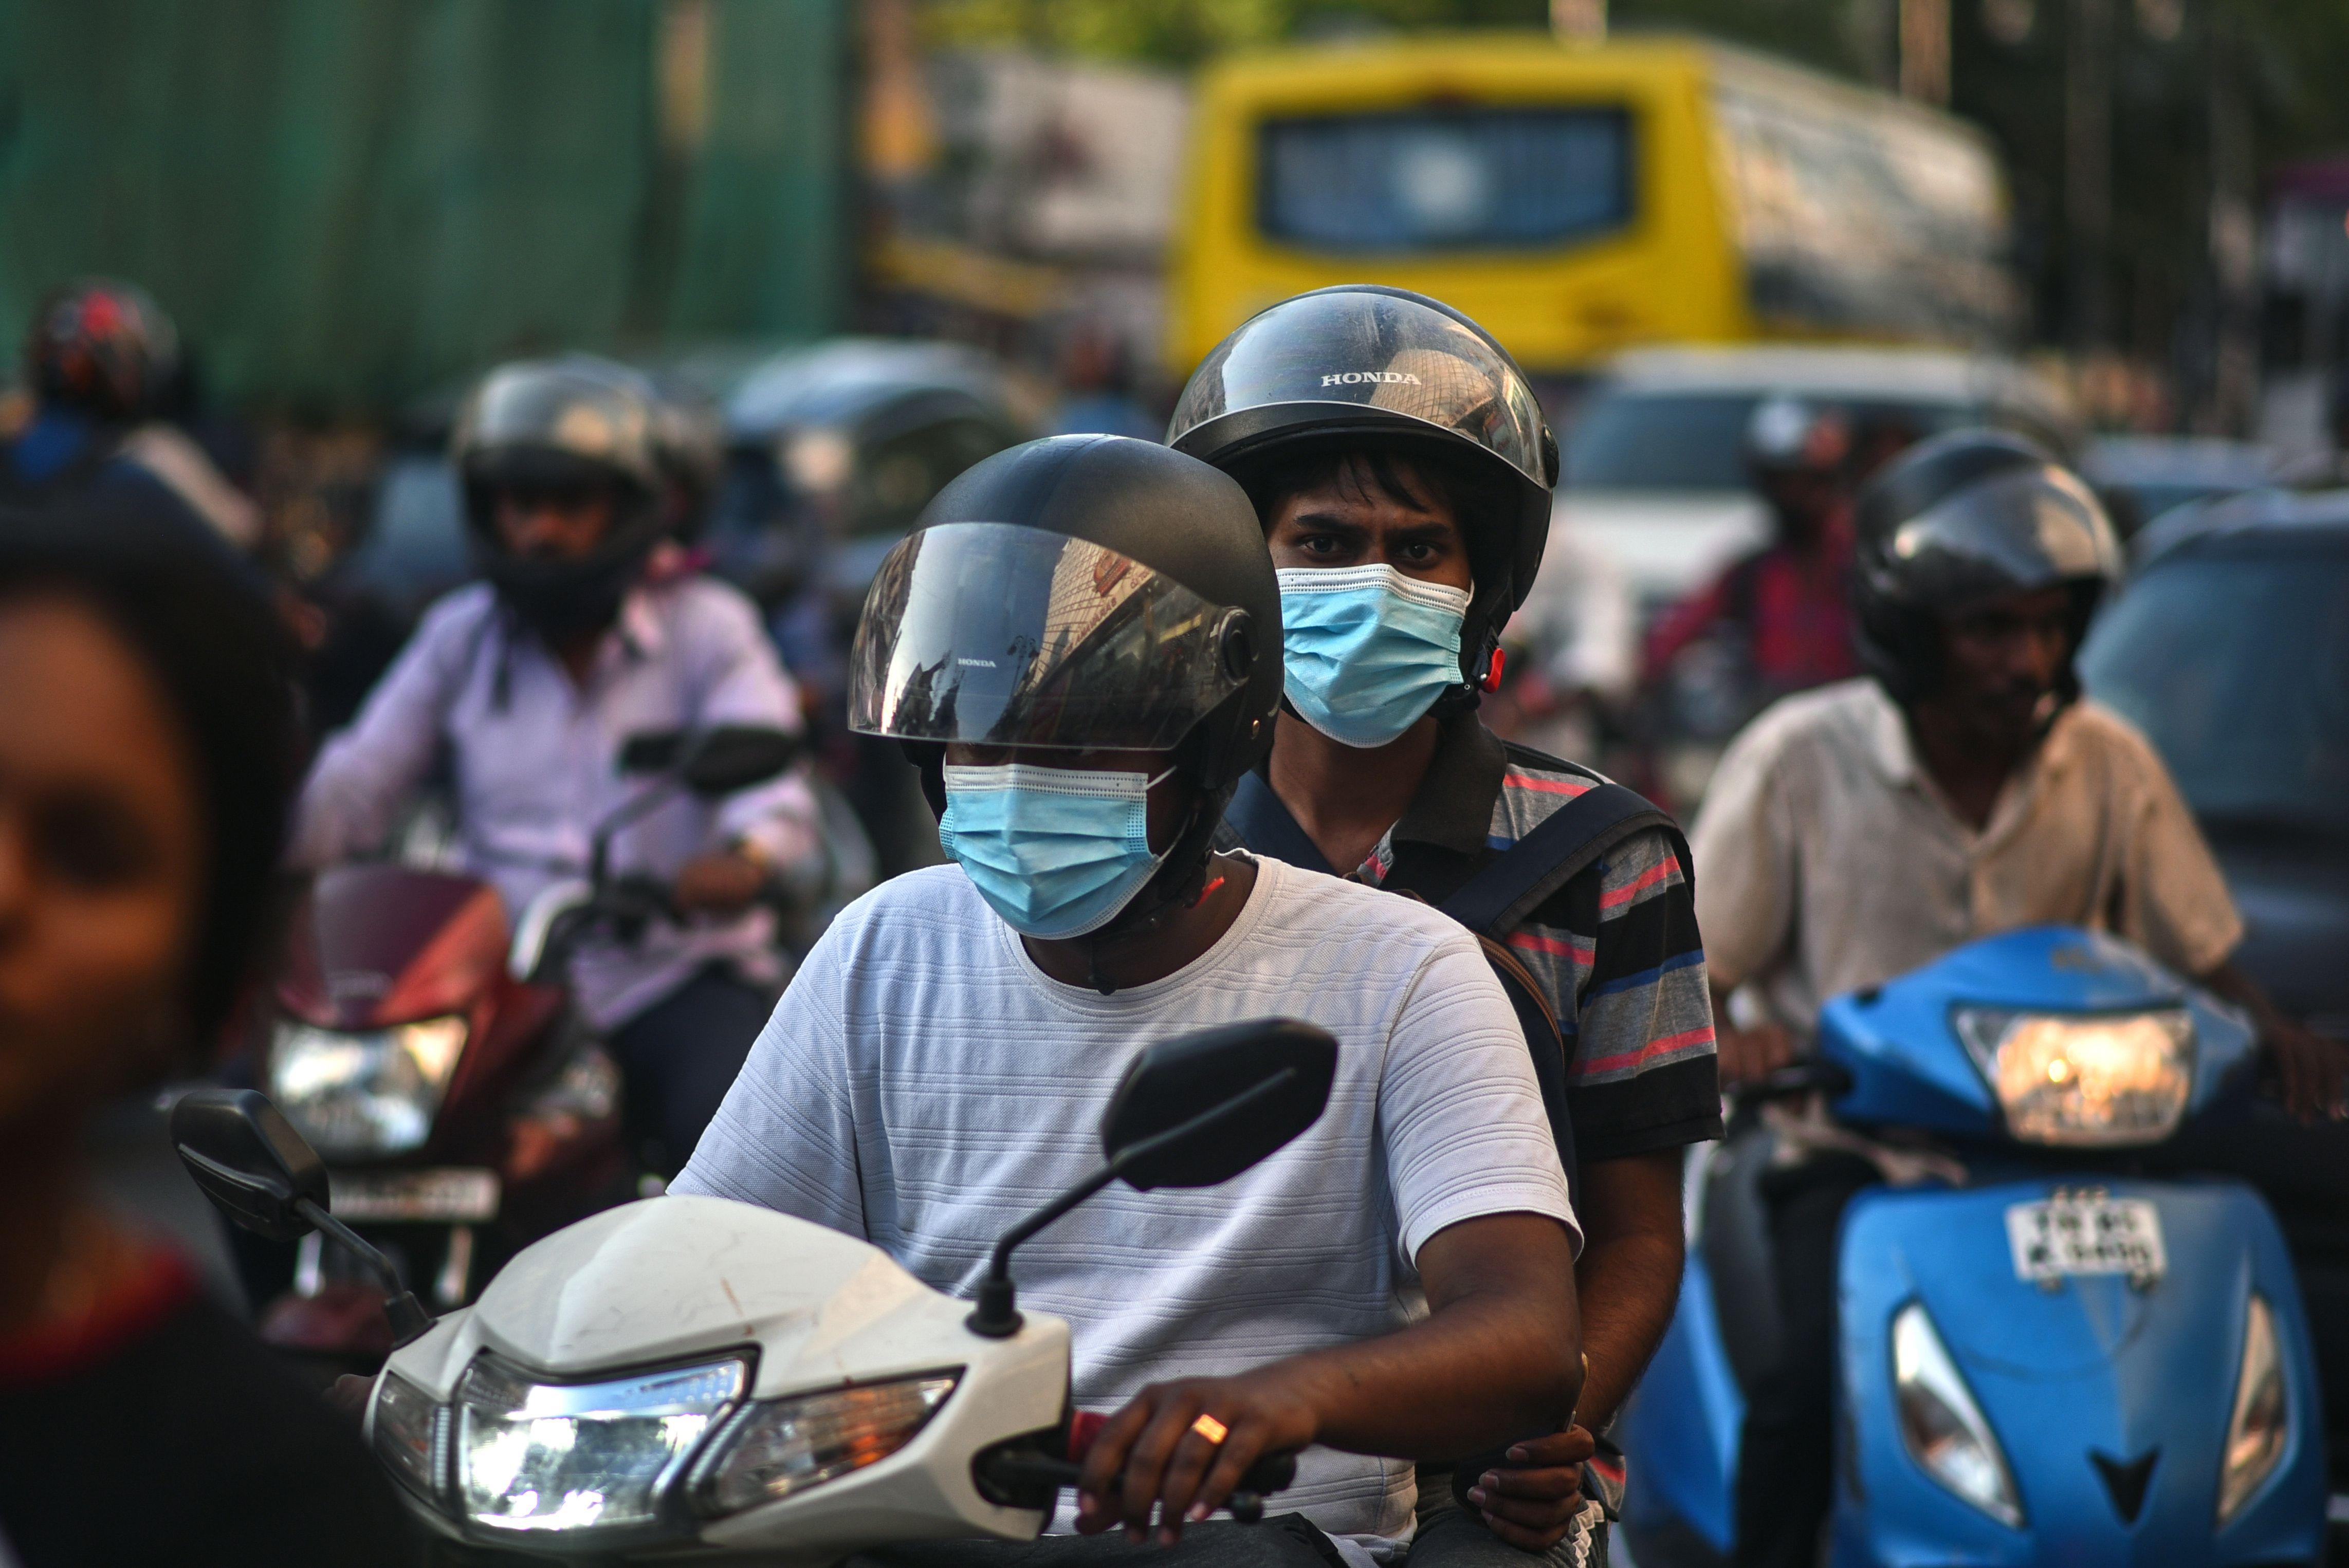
[1617,926,2329,1566]
[171,1015,1327,1560]
[250,725,801,1369]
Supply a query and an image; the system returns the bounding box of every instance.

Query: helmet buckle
[1479,647,1507,693]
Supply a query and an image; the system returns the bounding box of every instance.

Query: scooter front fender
[1833,1178,2326,1568]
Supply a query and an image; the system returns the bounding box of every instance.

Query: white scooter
[172,1017,1332,1561]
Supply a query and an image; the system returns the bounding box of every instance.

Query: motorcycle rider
[289,357,820,1177]
[0,278,259,548]
[1692,429,2346,1567]
[1167,286,1718,1566]
[1641,396,1861,704]
[0,497,413,1565]
[676,435,1586,1566]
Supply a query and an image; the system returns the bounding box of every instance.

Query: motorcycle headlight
[1954,1008,2194,1148]
[2217,1295,2289,1524]
[269,1016,468,1156]
[454,1353,746,1536]
[696,1372,959,1518]
[1892,1302,2023,1527]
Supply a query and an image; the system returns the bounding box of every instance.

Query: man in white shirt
[675,436,1583,1567]
[291,359,820,1174]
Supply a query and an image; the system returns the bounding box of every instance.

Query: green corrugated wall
[0,0,846,414]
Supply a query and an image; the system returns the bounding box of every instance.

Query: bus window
[1256,106,1632,253]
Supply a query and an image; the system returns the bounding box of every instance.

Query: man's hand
[1074,1368,1319,1545]
[1465,1425,1596,1550]
[671,851,768,916]
[1715,1017,1796,1087]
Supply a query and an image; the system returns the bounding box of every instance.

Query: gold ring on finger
[1190,1412,1229,1445]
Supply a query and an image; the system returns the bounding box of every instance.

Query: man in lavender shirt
[289,359,820,1174]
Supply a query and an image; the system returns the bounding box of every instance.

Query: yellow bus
[1167,34,2020,379]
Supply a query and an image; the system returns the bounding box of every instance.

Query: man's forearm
[1261,1212,1582,1461]
[1571,1149,1688,1431]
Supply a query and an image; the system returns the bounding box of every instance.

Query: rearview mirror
[617,725,800,795]
[1100,1019,1337,1190]
[169,1088,436,1346]
[169,1087,328,1242]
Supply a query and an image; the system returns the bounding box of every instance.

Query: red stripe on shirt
[1507,929,1597,961]
[1598,856,1678,909]
[1502,771,1596,798]
[1572,1024,1716,1078]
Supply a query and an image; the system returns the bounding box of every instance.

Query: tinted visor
[849,523,1249,751]
[1885,466,2120,608]
[1167,290,1550,487]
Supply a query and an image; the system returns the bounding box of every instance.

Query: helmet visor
[1886,465,2120,607]
[849,523,1249,751]
[1167,290,1550,487]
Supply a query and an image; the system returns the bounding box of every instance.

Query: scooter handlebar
[974,1415,1296,1523]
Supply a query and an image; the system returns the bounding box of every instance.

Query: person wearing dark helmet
[1692,430,2345,1568]
[0,279,259,547]
[676,435,1585,1568]
[1642,396,1863,704]
[289,357,821,1176]
[1168,287,1719,1568]
[0,500,413,1565]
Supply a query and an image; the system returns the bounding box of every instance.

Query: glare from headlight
[269,1016,468,1156]
[455,1353,746,1535]
[1954,1008,2194,1147]
[1892,1302,2023,1527]
[698,1372,958,1517]
[2217,1295,2289,1524]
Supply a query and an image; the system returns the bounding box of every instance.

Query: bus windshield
[1256,106,1631,253]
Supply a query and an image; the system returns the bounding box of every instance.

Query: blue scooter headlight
[1891,1301,2023,1527]
[1954,1007,2194,1147]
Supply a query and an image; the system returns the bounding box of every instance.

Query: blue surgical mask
[1277,564,1471,749]
[939,763,1174,939]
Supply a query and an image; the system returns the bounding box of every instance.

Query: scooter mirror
[169,1087,329,1242]
[617,725,801,795]
[1100,1019,1336,1191]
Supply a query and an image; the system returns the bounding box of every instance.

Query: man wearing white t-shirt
[675,437,1583,1567]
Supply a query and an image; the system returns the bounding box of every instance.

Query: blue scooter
[1617,926,2328,1566]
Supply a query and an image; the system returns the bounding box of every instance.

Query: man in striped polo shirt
[1171,287,1719,1568]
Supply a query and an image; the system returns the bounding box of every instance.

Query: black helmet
[452,358,665,639]
[849,435,1278,912]
[28,279,180,423]
[1853,430,2121,704]
[648,378,726,543]
[1165,286,1557,689]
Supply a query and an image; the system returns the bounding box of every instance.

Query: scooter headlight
[1954,1008,2194,1148]
[695,1372,959,1517]
[269,1016,468,1156]
[454,1353,746,1536]
[1892,1302,2023,1527]
[373,1369,449,1506]
[2216,1295,2289,1524]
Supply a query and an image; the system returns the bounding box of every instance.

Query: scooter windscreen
[848,522,1251,752]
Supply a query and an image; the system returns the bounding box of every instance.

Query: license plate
[329,1168,500,1224]
[2006,1193,2164,1283]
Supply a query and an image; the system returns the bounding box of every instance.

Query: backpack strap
[1439,781,1690,941]
[1224,770,1336,876]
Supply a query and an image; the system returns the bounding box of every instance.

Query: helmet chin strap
[1077,794,1222,997]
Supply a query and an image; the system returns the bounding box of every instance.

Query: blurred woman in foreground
[0,500,411,1564]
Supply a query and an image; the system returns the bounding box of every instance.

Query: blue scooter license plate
[2005,1193,2166,1283]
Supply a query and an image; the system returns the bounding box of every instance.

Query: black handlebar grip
[1238,1451,1297,1495]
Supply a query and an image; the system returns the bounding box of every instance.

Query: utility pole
[1900,0,1951,105]
[2065,0,2115,352]
[2207,7,2259,434]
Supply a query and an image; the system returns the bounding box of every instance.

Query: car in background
[2078,486,2349,1485]
[2080,434,2283,538]
[1541,343,2075,615]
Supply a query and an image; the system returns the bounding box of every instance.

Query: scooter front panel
[1832,1178,2324,1567]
